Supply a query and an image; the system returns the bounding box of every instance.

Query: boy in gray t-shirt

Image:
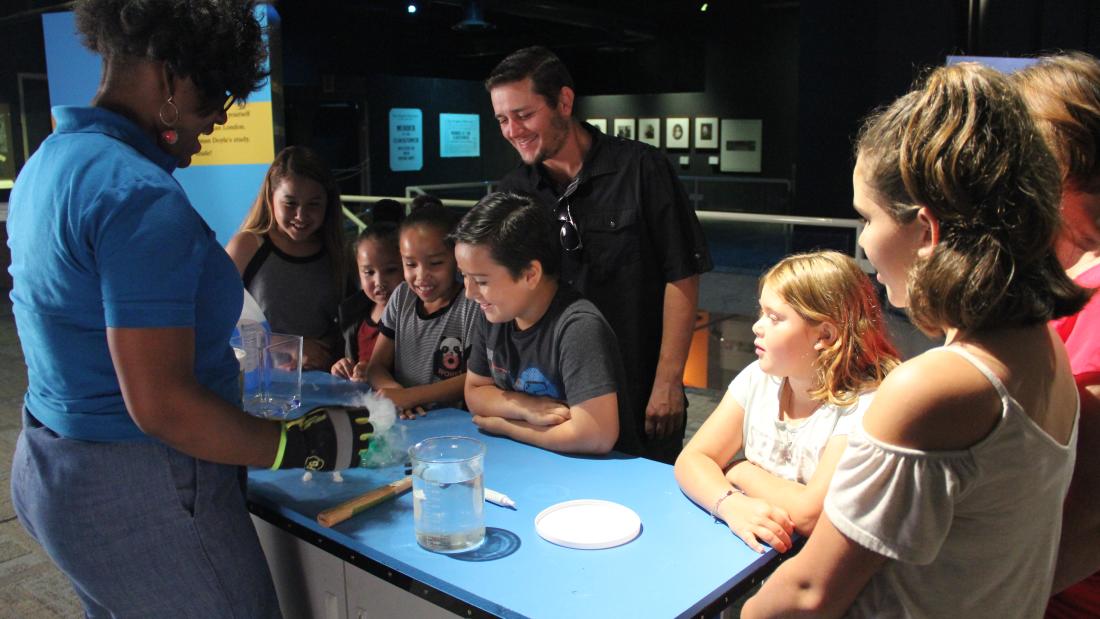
[453,193,641,455]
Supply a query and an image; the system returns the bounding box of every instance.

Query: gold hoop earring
[158,96,179,145]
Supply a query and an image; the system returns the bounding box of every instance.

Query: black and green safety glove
[272,406,374,471]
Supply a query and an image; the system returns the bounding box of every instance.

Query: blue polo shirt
[8,106,243,441]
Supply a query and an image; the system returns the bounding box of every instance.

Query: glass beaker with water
[409,436,486,553]
[230,327,302,419]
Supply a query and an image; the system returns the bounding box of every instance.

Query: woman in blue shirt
[8,1,368,615]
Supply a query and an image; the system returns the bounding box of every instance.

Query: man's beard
[531,113,572,165]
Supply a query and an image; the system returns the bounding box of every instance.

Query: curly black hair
[74,0,268,102]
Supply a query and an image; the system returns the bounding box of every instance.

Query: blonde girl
[675,250,898,553]
[227,146,350,371]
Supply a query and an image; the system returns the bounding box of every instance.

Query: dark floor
[0,305,84,618]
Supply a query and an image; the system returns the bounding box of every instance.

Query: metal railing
[341,176,867,270]
[679,175,792,213]
[404,181,497,199]
[697,210,867,270]
[339,195,480,233]
[341,195,480,209]
[402,178,792,214]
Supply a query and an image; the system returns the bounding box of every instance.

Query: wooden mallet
[316,476,413,528]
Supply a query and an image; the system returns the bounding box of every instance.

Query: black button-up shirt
[499,123,713,460]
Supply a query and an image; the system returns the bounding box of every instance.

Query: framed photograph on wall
[666,117,689,149]
[719,119,763,173]
[613,118,636,140]
[694,117,718,149]
[638,118,660,147]
[587,118,608,133]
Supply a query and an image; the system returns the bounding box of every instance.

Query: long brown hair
[856,63,1089,336]
[762,251,900,407]
[1014,52,1100,194]
[240,146,348,297]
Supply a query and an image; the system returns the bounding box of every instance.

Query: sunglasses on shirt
[555,176,583,252]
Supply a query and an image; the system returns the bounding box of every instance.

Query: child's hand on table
[350,361,370,382]
[718,493,795,554]
[375,386,427,419]
[523,400,571,426]
[331,357,355,379]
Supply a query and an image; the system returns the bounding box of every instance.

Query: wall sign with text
[389,108,423,172]
[439,113,480,158]
[196,103,274,166]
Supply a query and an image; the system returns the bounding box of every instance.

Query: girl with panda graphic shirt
[360,205,479,418]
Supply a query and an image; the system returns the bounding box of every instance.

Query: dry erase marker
[485,488,516,509]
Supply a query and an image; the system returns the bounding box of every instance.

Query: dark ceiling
[280,0,721,92]
[0,0,792,95]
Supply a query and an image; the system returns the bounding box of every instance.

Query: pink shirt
[1047,262,1100,619]
[1052,263,1100,375]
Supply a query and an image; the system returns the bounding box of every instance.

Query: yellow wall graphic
[195,101,275,166]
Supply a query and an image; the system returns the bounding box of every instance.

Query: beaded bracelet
[711,487,744,522]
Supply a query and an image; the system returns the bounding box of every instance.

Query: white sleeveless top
[825,346,1078,618]
[731,361,873,484]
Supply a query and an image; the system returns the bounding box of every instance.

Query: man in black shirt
[485,46,713,463]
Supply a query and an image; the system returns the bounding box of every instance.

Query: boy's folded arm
[729,435,850,535]
[474,392,619,454]
[465,371,569,422]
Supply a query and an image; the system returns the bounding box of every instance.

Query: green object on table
[359,432,391,468]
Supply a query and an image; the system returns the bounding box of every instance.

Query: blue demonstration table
[247,373,786,619]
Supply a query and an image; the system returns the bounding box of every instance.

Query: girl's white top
[827,346,1078,618]
[731,361,873,484]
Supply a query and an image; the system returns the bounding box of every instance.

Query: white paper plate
[534,499,641,549]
